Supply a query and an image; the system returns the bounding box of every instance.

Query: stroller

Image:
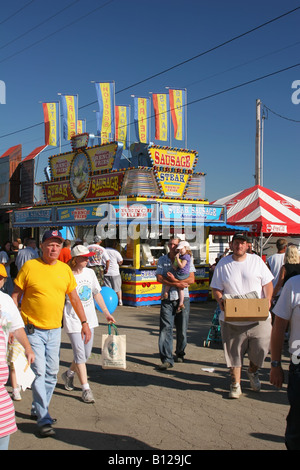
[203,304,222,347]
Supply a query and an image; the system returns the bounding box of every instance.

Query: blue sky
[0,0,299,202]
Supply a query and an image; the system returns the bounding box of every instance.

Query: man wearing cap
[87,235,110,286]
[156,237,195,370]
[12,230,91,437]
[211,233,273,398]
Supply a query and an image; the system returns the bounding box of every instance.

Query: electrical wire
[0,0,115,64]
[262,104,300,123]
[0,0,36,26]
[0,5,299,141]
[0,0,81,52]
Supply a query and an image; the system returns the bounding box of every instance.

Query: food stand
[12,134,230,306]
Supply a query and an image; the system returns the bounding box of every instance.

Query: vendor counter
[120,264,209,306]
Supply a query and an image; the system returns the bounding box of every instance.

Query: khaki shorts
[220,318,271,368]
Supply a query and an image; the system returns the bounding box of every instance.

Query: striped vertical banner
[42,102,59,146]
[152,93,169,142]
[169,89,186,141]
[115,105,129,149]
[133,97,150,144]
[77,119,86,134]
[95,82,115,143]
[60,94,78,140]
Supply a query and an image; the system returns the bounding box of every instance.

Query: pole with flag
[152,93,169,143]
[77,119,86,134]
[94,82,115,144]
[42,102,60,150]
[168,88,187,147]
[132,96,151,144]
[59,94,78,141]
[115,105,130,150]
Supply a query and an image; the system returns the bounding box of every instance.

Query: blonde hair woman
[273,245,300,298]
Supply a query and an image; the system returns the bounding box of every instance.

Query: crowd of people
[0,231,299,450]
[0,232,119,446]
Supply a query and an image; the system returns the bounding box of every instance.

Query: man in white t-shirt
[270,274,300,450]
[103,244,123,306]
[87,235,110,286]
[267,238,287,289]
[211,233,273,398]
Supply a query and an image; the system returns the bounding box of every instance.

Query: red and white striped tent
[213,185,300,237]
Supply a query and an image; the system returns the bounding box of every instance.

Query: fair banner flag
[95,82,115,143]
[77,119,86,134]
[115,105,129,149]
[152,93,169,142]
[169,89,186,141]
[133,97,150,144]
[60,94,78,140]
[42,102,59,146]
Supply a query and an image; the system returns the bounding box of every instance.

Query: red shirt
[58,247,71,263]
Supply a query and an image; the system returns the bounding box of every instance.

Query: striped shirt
[0,326,17,438]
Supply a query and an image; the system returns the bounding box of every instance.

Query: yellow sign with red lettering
[148,146,197,171]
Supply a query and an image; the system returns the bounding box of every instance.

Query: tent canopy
[212,185,300,236]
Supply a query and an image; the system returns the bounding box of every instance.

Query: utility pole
[255,99,261,186]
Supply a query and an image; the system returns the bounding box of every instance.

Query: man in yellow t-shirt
[12,230,91,438]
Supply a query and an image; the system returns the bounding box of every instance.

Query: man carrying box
[211,233,273,398]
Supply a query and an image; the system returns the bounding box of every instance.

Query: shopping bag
[101,324,126,370]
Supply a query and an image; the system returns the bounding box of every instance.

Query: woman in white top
[62,245,115,403]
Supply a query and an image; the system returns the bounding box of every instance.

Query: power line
[263,104,300,123]
[0,0,36,26]
[0,0,81,52]
[0,0,115,64]
[80,5,300,110]
[2,61,299,151]
[0,6,299,140]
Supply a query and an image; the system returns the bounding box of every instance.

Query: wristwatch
[271,360,281,367]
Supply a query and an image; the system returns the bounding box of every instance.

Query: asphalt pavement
[9,299,290,452]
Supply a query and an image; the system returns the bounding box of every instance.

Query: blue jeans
[0,435,10,450]
[159,298,190,365]
[26,326,61,427]
[286,361,300,450]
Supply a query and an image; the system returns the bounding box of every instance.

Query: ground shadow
[16,421,156,450]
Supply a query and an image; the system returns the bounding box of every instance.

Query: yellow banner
[138,98,148,143]
[65,95,77,140]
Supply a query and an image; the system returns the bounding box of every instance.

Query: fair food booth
[12,134,233,306]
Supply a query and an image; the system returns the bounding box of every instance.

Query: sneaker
[158,362,173,370]
[118,300,123,306]
[38,424,56,438]
[61,371,74,391]
[12,388,22,401]
[175,356,184,363]
[229,383,242,399]
[247,370,261,392]
[82,388,95,403]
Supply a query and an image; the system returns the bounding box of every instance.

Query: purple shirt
[177,254,191,276]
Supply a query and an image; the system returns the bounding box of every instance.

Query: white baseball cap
[71,245,95,258]
[177,241,190,250]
